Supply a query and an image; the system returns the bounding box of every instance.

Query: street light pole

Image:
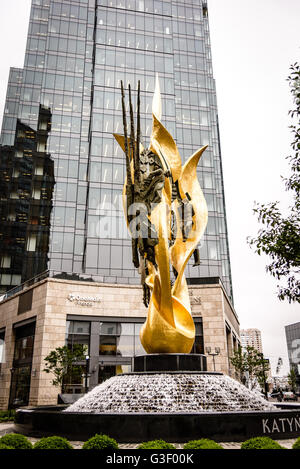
[205,347,220,372]
[261,358,269,400]
[258,352,269,400]
[85,355,90,393]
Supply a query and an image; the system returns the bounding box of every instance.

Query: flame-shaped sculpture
[114,77,208,353]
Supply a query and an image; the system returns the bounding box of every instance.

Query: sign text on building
[67,293,101,307]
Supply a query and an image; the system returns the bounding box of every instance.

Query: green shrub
[33,436,73,450]
[0,410,16,423]
[183,439,223,449]
[82,434,118,450]
[137,440,176,449]
[292,437,300,449]
[241,437,285,449]
[0,433,33,449]
[0,443,14,450]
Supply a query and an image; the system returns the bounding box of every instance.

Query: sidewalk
[0,422,15,436]
[0,422,297,449]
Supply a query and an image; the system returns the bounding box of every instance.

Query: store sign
[190,290,202,305]
[67,293,101,307]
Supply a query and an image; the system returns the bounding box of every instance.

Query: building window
[99,321,144,357]
[0,256,11,268]
[99,322,118,356]
[9,322,36,408]
[66,321,90,354]
[0,330,5,374]
[64,321,90,393]
[191,320,204,354]
[18,289,33,315]
[14,335,35,361]
[26,234,37,251]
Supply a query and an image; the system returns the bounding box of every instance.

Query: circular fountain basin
[15,369,300,442]
[15,402,300,443]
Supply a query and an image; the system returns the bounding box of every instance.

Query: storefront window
[14,336,35,361]
[66,320,90,354]
[9,322,36,408]
[9,366,32,408]
[99,321,144,357]
[99,322,118,355]
[118,323,134,356]
[63,364,86,394]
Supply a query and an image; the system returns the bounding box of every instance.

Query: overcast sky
[208,0,300,375]
[0,0,299,375]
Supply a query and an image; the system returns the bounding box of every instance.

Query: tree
[255,356,271,397]
[248,63,300,303]
[43,344,87,393]
[230,346,270,395]
[229,347,246,383]
[287,367,298,393]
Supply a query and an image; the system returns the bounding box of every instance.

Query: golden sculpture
[114,77,208,354]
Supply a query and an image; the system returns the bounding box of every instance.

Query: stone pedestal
[133,353,207,373]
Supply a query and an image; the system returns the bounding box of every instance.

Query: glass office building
[0,0,233,299]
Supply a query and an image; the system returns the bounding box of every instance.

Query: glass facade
[0,0,233,299]
[99,321,144,356]
[285,322,300,391]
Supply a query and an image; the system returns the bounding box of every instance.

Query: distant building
[271,376,290,392]
[240,328,263,354]
[285,322,300,392]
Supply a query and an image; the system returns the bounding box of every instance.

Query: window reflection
[0,104,55,291]
[99,321,144,357]
[66,321,90,353]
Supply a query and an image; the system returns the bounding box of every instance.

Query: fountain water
[65,372,275,414]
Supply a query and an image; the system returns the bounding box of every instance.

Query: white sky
[208,0,300,375]
[0,0,299,375]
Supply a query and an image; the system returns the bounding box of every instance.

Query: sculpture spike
[128,84,136,184]
[152,73,162,121]
[120,81,132,187]
[135,80,141,184]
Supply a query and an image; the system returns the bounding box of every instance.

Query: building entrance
[9,365,31,408]
[9,321,35,408]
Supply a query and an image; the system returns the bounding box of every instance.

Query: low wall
[15,407,300,443]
